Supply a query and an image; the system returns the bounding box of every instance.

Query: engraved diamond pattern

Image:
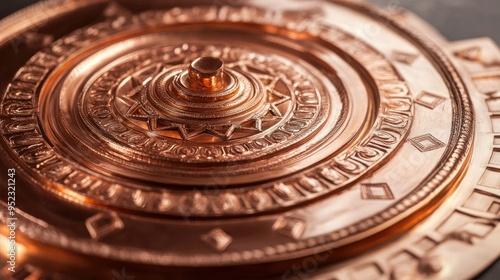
[408,134,446,152]
[200,228,233,252]
[361,183,394,200]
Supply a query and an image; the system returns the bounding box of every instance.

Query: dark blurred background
[0,0,499,279]
[368,0,500,43]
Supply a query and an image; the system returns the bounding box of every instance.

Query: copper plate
[0,0,499,279]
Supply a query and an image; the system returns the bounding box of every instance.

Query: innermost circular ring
[175,67,238,101]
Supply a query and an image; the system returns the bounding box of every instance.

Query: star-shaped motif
[236,68,291,131]
[174,123,241,141]
[120,64,167,130]
[118,61,292,141]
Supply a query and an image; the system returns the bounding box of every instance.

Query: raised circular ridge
[0,0,475,273]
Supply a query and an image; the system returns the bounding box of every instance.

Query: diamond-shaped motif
[200,228,233,252]
[272,216,306,240]
[392,51,419,65]
[85,212,124,240]
[415,91,446,109]
[454,46,482,62]
[360,183,394,200]
[408,134,446,152]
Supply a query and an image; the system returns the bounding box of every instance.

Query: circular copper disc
[0,0,499,279]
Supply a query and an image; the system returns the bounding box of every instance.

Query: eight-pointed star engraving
[119,61,292,141]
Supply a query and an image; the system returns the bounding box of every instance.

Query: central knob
[143,55,266,127]
[188,56,225,91]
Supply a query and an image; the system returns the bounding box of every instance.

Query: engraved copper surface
[0,0,499,279]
